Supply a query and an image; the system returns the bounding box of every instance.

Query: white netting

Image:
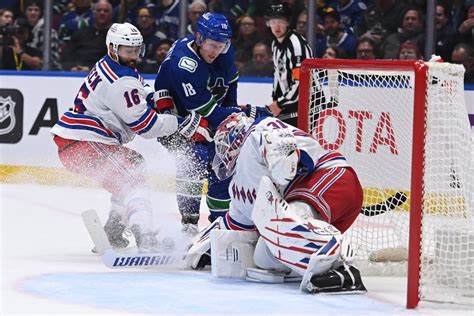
[303,61,473,305]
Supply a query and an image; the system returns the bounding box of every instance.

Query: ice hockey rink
[1,180,472,316]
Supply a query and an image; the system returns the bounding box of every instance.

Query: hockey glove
[240,104,273,120]
[178,112,213,143]
[153,89,175,114]
[262,129,299,186]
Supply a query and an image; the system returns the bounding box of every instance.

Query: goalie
[188,112,366,294]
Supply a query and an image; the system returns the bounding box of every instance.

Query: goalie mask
[106,22,145,66]
[212,112,253,180]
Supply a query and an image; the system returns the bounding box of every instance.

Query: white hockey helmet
[106,22,144,61]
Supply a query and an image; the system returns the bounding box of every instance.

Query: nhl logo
[0,89,23,144]
[0,96,16,135]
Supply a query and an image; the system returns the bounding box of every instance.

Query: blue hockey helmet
[196,13,232,53]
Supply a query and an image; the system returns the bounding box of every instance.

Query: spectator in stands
[233,14,262,70]
[329,0,367,33]
[61,0,113,71]
[322,45,347,59]
[434,3,456,62]
[135,6,166,70]
[239,41,273,77]
[316,8,358,58]
[24,0,62,70]
[0,9,14,26]
[457,0,474,46]
[295,9,324,39]
[138,38,173,74]
[187,0,207,35]
[355,37,378,60]
[450,0,468,32]
[358,0,407,46]
[116,0,149,24]
[207,0,250,26]
[382,7,424,60]
[397,40,422,60]
[58,0,93,44]
[1,18,42,70]
[155,0,180,42]
[0,8,15,66]
[295,8,308,37]
[451,43,474,83]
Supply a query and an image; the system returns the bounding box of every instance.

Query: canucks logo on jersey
[208,77,228,104]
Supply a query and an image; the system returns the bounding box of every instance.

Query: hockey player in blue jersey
[154,12,270,234]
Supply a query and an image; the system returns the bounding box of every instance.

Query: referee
[266,2,313,127]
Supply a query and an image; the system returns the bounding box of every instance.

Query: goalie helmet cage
[298,59,473,309]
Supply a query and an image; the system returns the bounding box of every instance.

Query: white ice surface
[1,183,473,315]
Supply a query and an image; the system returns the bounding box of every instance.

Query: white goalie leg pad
[246,237,302,284]
[253,237,291,272]
[210,229,258,278]
[251,176,343,276]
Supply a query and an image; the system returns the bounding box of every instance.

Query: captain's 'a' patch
[178,57,198,73]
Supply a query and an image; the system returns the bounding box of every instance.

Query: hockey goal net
[298,59,473,308]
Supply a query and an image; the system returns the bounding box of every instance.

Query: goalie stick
[360,191,408,216]
[82,209,187,269]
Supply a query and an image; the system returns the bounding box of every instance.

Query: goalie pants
[284,166,363,233]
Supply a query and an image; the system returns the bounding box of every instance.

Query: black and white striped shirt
[271,30,313,113]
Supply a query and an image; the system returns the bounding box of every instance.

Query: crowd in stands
[0,0,473,82]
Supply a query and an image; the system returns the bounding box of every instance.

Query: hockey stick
[81,209,112,254]
[101,249,186,269]
[82,209,187,269]
[360,191,408,216]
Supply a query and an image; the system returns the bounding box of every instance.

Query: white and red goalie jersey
[223,116,361,234]
[51,55,178,145]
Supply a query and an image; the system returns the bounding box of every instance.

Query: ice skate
[305,264,367,294]
[131,224,160,252]
[92,211,129,253]
[181,213,200,238]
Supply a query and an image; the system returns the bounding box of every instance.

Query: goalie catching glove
[178,111,213,143]
[261,129,299,186]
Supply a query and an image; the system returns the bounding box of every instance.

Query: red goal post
[298,59,473,309]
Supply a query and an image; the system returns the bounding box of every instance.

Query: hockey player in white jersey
[188,113,366,293]
[51,22,211,252]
